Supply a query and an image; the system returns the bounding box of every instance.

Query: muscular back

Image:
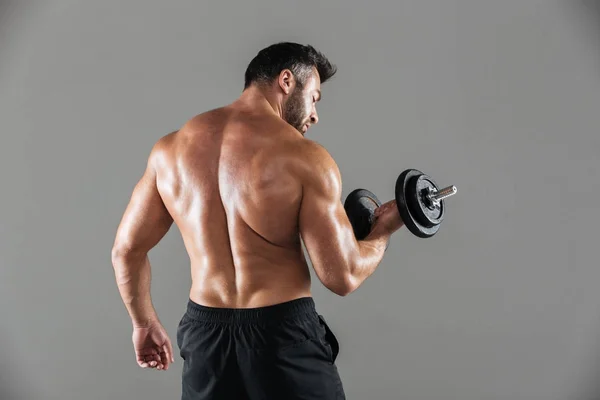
[154,107,315,308]
[113,102,389,312]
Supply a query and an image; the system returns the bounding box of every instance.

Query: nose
[310,111,319,125]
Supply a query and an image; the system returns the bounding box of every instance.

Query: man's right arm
[298,142,393,296]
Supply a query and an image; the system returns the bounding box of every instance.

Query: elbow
[325,274,358,297]
[111,244,126,264]
[111,242,147,273]
[111,243,136,266]
[111,244,141,286]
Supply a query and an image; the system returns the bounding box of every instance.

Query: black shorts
[176,297,346,399]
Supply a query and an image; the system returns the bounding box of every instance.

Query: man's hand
[373,199,404,235]
[132,321,175,371]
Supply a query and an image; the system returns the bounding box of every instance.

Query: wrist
[132,317,160,329]
[366,223,391,247]
[130,308,159,328]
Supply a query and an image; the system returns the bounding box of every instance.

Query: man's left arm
[111,141,173,328]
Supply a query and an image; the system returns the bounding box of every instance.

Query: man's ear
[277,69,295,95]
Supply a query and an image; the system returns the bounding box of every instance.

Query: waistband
[184,297,317,324]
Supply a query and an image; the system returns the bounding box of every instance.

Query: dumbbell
[344,169,457,239]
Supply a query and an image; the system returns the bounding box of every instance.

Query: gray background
[1,1,599,399]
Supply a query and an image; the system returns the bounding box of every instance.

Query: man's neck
[235,86,283,118]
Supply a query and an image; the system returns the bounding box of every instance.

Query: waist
[184,296,317,324]
[188,267,312,310]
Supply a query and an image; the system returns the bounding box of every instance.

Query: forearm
[347,225,390,291]
[111,251,158,327]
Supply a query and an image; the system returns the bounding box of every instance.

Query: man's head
[244,42,337,134]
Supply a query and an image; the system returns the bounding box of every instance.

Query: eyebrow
[316,89,322,101]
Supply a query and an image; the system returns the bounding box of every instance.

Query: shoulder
[298,139,336,168]
[291,139,342,192]
[147,130,178,169]
[148,107,227,157]
[183,107,229,130]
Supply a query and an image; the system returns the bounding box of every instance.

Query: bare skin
[111,67,404,371]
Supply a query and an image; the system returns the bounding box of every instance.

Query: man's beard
[283,88,308,133]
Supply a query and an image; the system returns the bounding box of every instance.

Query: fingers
[136,350,155,365]
[136,344,175,371]
[137,353,163,370]
[157,339,175,370]
[137,353,162,369]
[375,200,395,217]
[138,358,165,370]
[162,342,175,365]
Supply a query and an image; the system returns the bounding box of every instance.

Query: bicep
[298,158,357,289]
[113,158,173,256]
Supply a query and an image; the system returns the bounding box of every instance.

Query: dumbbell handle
[427,185,457,202]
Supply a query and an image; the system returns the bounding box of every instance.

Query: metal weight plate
[395,169,441,238]
[344,189,382,240]
[408,173,445,228]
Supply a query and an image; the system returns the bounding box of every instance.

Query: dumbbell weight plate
[344,189,382,240]
[408,173,445,228]
[395,169,442,238]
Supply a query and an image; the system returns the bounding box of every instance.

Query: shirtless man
[111,42,404,399]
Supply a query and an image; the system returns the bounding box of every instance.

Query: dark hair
[243,42,337,89]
